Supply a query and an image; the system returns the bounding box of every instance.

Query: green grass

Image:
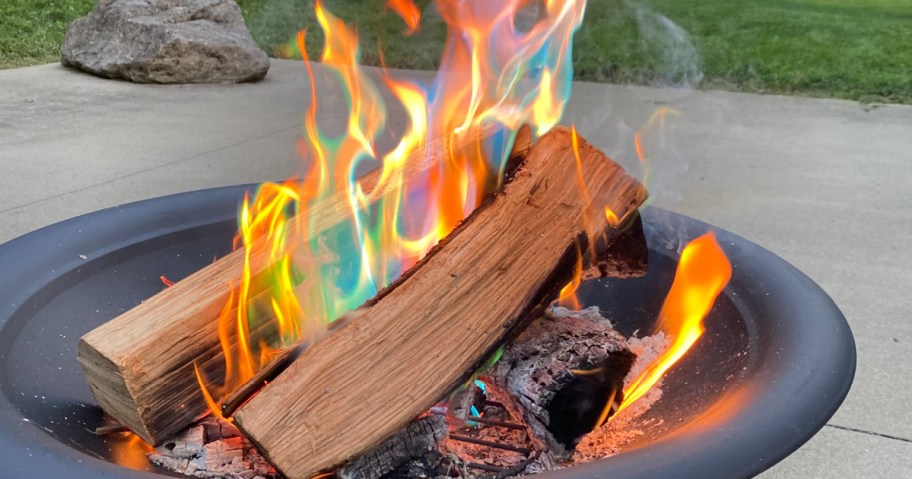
[636,0,912,103]
[0,0,96,68]
[2,0,911,103]
[237,0,912,103]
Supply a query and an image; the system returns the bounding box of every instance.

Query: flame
[613,232,732,417]
[558,241,583,310]
[201,0,588,412]
[633,106,680,187]
[386,0,421,35]
[604,208,619,227]
[110,432,153,470]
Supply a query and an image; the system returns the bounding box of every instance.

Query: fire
[613,232,732,416]
[386,0,421,35]
[557,125,594,310]
[633,106,680,187]
[199,0,588,410]
[557,242,583,310]
[604,208,619,227]
[110,432,153,470]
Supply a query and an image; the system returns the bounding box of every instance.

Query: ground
[1,0,910,103]
[1,60,911,476]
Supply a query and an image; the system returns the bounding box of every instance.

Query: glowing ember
[612,232,732,417]
[198,0,587,409]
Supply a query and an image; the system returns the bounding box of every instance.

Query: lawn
[2,0,910,103]
[0,0,95,68]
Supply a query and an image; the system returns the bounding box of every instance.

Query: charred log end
[585,214,648,281]
[546,350,636,449]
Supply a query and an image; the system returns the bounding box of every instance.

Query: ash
[147,416,278,479]
[572,331,668,462]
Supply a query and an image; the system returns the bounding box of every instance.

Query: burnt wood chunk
[490,306,635,461]
[233,127,647,479]
[337,416,448,479]
[77,125,533,445]
[584,214,648,280]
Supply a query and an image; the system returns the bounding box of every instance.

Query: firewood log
[232,126,647,479]
[77,125,533,445]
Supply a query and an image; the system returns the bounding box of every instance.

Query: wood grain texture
[233,127,647,479]
[78,125,532,445]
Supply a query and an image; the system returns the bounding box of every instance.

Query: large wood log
[77,125,533,445]
[233,127,648,479]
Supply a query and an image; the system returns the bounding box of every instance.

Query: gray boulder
[61,0,269,83]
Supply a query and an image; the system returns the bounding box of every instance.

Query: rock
[61,0,269,83]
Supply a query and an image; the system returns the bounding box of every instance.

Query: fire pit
[0,184,854,478]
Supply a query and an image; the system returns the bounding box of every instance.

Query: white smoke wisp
[631,3,703,88]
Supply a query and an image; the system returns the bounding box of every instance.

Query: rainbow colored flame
[201,0,588,405]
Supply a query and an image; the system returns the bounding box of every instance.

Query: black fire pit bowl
[0,185,855,479]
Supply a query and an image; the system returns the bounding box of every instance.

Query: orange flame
[613,232,732,417]
[387,0,421,35]
[558,241,583,310]
[200,0,587,414]
[110,432,153,470]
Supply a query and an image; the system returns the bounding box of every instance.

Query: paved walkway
[1,60,910,477]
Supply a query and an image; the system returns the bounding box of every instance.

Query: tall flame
[615,232,732,415]
[200,0,588,408]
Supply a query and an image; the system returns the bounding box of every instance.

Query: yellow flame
[604,208,619,227]
[558,241,583,310]
[614,232,732,415]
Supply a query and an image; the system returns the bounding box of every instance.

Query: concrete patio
[1,59,910,477]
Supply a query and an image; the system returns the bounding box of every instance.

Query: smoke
[562,1,705,212]
[630,3,703,88]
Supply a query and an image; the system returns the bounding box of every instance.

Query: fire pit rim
[0,184,855,479]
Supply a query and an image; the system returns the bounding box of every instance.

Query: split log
[232,127,647,479]
[489,306,636,464]
[77,125,533,445]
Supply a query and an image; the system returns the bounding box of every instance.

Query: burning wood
[231,127,646,479]
[72,0,742,477]
[77,125,533,445]
[146,416,278,479]
[149,304,666,479]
